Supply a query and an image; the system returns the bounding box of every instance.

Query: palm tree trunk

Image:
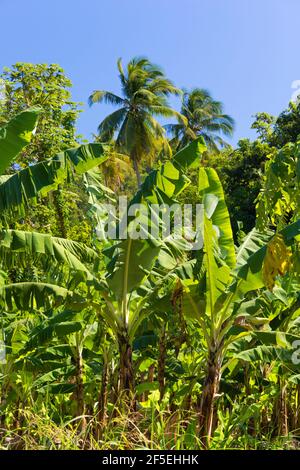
[198,349,222,448]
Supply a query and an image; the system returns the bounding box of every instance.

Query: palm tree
[89,57,185,187]
[166,88,234,152]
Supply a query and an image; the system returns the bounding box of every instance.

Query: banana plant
[0,305,103,432]
[0,142,109,217]
[222,279,300,437]
[0,135,206,400]
[0,109,112,431]
[177,166,300,446]
[0,107,109,309]
[95,138,206,395]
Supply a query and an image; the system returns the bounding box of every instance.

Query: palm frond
[97,107,127,137]
[88,90,125,107]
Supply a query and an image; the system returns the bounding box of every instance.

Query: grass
[0,404,299,450]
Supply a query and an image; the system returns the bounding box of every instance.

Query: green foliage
[166,88,234,152]
[0,108,40,175]
[252,101,300,148]
[0,63,81,162]
[256,139,300,229]
[213,138,274,234]
[89,57,185,186]
[0,59,300,451]
[0,143,108,217]
[199,166,236,268]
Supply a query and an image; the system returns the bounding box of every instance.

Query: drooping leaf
[0,282,81,311]
[199,167,236,269]
[0,229,99,276]
[0,143,108,214]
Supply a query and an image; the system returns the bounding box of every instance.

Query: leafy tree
[251,112,275,143]
[273,101,300,147]
[252,101,300,148]
[89,57,184,186]
[213,139,275,235]
[0,63,81,164]
[166,88,234,152]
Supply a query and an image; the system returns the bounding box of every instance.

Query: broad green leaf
[199,167,236,269]
[173,137,206,171]
[236,219,300,293]
[136,381,159,395]
[0,108,40,175]
[0,143,108,214]
[106,238,160,299]
[106,138,206,300]
[0,229,99,276]
[203,214,231,317]
[232,345,294,363]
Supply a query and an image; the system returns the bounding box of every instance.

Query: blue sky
[0,0,298,145]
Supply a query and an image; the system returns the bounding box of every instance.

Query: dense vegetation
[0,60,299,450]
